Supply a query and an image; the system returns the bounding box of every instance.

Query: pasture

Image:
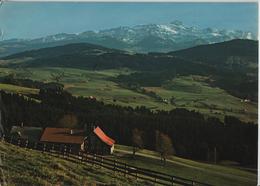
[0,67,257,122]
[114,145,257,186]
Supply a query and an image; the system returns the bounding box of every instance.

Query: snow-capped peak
[3,21,256,54]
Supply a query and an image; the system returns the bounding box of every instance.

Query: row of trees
[1,88,257,167]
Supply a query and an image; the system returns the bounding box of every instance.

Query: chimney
[90,123,95,131]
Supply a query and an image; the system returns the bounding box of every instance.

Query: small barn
[40,128,85,151]
[82,126,115,155]
[10,126,43,142]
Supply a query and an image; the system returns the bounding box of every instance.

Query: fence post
[59,145,62,157]
[34,142,37,150]
[43,144,46,153]
[86,153,89,166]
[78,151,80,162]
[69,147,72,157]
[113,159,116,175]
[64,145,67,158]
[1,134,5,142]
[124,164,127,177]
[101,156,104,169]
[92,154,95,167]
[17,139,21,146]
[87,153,90,165]
[25,140,28,148]
[52,144,54,153]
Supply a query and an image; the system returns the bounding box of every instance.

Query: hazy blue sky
[0,2,258,39]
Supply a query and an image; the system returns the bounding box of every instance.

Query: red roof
[94,127,115,146]
[40,128,84,144]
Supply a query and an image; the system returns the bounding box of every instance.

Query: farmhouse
[40,126,115,155]
[82,126,115,155]
[40,128,85,151]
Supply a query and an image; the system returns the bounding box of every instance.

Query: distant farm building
[82,126,115,155]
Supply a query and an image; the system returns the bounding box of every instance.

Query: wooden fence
[2,136,212,186]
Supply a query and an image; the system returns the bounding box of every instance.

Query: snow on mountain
[0,21,257,55]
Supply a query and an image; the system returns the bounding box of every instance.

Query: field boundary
[1,136,212,186]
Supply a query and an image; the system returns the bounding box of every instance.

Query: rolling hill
[169,39,258,101]
[0,39,257,122]
[169,39,258,67]
[2,39,256,71]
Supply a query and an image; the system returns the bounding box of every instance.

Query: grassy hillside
[0,40,257,123]
[169,39,258,101]
[0,67,257,123]
[0,141,146,186]
[0,140,256,186]
[114,145,257,186]
[146,76,257,122]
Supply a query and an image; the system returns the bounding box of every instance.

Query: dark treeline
[1,87,257,167]
[0,75,64,90]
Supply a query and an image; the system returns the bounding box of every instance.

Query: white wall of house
[110,144,114,154]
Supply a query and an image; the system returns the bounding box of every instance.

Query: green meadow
[114,144,257,186]
[0,67,257,123]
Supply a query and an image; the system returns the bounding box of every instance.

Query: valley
[0,3,258,186]
[0,67,257,123]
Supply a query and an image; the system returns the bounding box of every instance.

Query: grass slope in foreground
[114,145,257,186]
[0,141,146,186]
[0,141,256,186]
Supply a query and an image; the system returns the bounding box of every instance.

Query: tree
[132,128,143,158]
[50,71,65,83]
[156,130,174,165]
[58,113,78,128]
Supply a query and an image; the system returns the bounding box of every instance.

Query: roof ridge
[94,126,115,146]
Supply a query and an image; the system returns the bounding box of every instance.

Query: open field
[0,141,146,186]
[0,67,257,122]
[144,75,257,122]
[114,145,257,186]
[0,83,39,95]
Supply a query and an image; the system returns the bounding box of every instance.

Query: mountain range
[0,21,256,57]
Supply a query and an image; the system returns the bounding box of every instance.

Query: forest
[1,84,257,167]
